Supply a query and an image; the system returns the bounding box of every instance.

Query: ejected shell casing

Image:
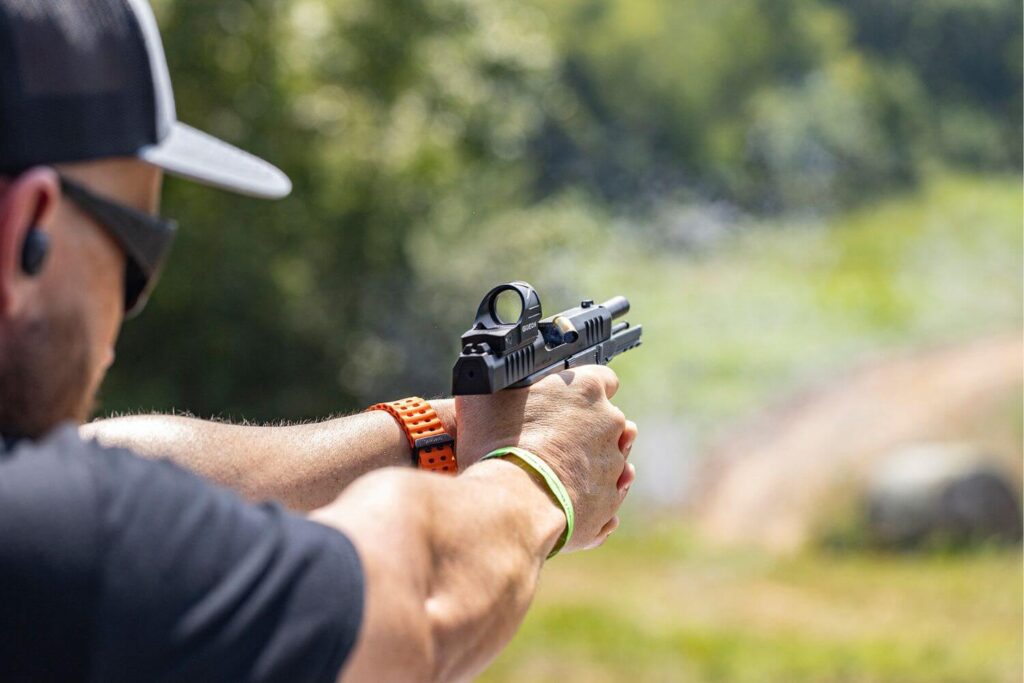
[552,316,579,343]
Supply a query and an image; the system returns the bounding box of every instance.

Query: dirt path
[693,331,1023,551]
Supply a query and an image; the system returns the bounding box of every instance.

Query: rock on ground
[866,442,1022,548]
[693,331,1023,552]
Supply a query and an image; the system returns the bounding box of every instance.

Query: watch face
[414,433,456,451]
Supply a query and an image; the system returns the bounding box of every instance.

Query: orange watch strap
[366,397,458,474]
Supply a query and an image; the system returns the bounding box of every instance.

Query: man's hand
[456,365,637,553]
[317,368,638,683]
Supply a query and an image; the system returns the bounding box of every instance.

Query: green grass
[479,519,1023,683]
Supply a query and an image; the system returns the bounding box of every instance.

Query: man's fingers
[598,366,620,399]
[547,365,620,400]
[618,420,637,457]
[584,515,621,550]
[600,514,620,536]
[574,365,619,400]
[617,462,635,494]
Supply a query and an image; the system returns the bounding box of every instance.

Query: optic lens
[492,289,524,324]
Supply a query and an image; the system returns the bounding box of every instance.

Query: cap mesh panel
[10,0,131,96]
[0,0,158,171]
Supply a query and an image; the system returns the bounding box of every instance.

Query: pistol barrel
[600,296,630,319]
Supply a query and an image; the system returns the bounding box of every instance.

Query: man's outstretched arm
[315,366,635,683]
[318,460,566,682]
[80,401,456,512]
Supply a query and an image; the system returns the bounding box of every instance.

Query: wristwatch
[366,397,458,474]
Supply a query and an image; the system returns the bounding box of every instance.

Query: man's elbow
[324,468,526,683]
[337,601,437,683]
[320,470,445,682]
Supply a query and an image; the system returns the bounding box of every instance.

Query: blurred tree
[525,0,1019,211]
[830,0,1023,168]
[103,0,562,419]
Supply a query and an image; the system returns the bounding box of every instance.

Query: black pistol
[452,281,642,395]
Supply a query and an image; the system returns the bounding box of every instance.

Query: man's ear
[0,167,60,316]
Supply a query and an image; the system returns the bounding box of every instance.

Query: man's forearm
[80,401,456,511]
[313,460,564,683]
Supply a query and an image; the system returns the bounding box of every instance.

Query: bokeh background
[104,1,1022,681]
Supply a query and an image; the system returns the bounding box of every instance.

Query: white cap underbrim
[138,121,292,200]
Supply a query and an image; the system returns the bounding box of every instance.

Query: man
[0,2,637,682]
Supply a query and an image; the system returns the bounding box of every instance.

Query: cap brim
[138,122,291,199]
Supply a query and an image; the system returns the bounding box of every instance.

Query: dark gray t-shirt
[0,424,363,683]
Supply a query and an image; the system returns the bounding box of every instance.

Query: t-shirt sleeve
[0,426,364,683]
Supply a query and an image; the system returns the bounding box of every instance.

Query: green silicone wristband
[480,446,575,559]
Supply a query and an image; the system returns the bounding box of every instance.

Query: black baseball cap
[0,0,291,199]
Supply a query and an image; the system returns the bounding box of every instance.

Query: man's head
[0,160,161,436]
[0,0,291,437]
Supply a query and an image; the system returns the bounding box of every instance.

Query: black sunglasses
[59,175,177,317]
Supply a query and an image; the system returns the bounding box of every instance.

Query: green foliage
[742,55,926,209]
[104,0,561,417]
[527,0,861,208]
[832,0,1023,166]
[525,0,1019,211]
[101,0,1021,423]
